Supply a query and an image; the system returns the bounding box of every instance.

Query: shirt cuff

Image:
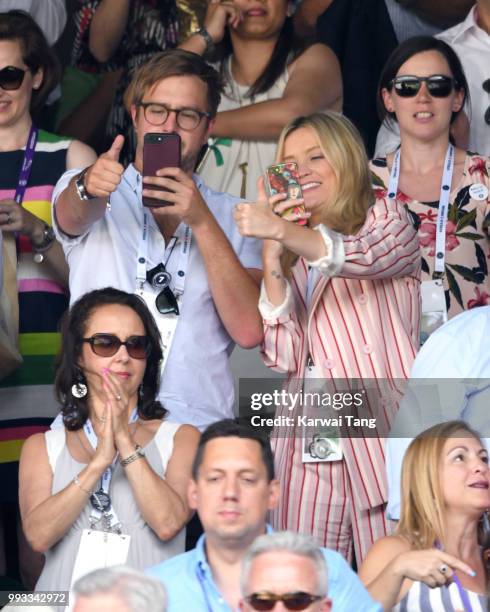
[305,224,345,277]
[258,279,294,320]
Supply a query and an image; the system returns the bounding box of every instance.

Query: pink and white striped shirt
[260,196,421,512]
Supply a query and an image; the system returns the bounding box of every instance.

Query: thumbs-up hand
[234,176,295,240]
[83,135,125,199]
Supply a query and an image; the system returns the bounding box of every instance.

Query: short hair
[0,10,61,110]
[123,49,223,117]
[377,36,469,128]
[241,531,328,597]
[73,565,166,612]
[54,287,166,430]
[191,418,275,481]
[398,420,484,549]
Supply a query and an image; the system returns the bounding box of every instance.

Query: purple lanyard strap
[15,124,38,206]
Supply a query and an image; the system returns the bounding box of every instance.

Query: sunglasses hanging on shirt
[483,79,490,126]
[147,263,180,316]
[389,74,456,98]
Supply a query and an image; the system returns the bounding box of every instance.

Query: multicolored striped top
[0,129,71,501]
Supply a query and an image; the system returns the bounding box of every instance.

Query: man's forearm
[193,217,263,348]
[55,176,107,237]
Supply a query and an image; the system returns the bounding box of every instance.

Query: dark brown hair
[55,288,166,430]
[0,10,60,110]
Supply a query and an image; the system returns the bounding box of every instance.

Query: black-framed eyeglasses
[389,75,456,98]
[81,334,150,359]
[139,102,211,130]
[483,79,490,126]
[245,592,324,611]
[0,66,27,90]
[147,263,180,315]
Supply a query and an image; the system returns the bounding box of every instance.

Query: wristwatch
[196,27,215,55]
[75,167,96,201]
[32,223,55,263]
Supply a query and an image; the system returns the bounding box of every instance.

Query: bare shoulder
[290,43,339,70]
[66,139,97,170]
[174,424,200,447]
[359,534,411,581]
[20,432,48,464]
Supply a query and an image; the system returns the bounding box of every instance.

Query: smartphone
[142,132,181,207]
[265,162,307,225]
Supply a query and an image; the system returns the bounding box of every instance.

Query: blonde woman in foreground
[359,420,490,611]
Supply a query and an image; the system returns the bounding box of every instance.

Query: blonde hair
[397,420,483,550]
[275,112,374,274]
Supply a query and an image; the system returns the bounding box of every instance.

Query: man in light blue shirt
[386,306,490,519]
[147,419,381,611]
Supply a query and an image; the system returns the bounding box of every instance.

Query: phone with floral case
[265,162,307,225]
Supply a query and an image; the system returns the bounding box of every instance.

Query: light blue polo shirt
[147,529,382,612]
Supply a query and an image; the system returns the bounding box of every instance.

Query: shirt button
[363,344,373,354]
[325,359,335,369]
[358,294,368,305]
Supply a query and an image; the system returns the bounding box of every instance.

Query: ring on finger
[115,394,122,401]
[5,212,11,224]
[439,564,448,574]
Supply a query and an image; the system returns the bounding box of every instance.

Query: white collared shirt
[375,6,490,157]
[51,165,262,430]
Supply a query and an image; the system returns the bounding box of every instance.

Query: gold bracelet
[73,474,93,495]
[120,444,145,467]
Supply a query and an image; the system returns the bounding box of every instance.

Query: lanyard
[83,408,138,531]
[136,211,191,296]
[388,144,455,277]
[14,123,38,206]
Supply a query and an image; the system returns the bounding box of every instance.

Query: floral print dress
[370,153,490,318]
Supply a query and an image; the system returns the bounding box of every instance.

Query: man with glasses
[239,531,331,612]
[51,49,263,431]
[147,419,381,612]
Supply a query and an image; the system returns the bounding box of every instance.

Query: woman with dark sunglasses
[371,36,490,338]
[18,287,199,600]
[0,10,96,588]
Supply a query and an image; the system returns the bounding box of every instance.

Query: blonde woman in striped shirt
[359,420,489,611]
[234,111,421,565]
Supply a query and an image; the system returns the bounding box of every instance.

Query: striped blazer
[260,196,421,510]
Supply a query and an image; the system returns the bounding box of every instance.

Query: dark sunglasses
[0,66,27,90]
[483,79,490,126]
[147,263,180,316]
[245,592,323,611]
[389,74,456,98]
[82,334,150,359]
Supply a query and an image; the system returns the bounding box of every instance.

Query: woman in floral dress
[371,36,490,319]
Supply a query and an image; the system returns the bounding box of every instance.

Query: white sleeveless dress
[35,420,185,597]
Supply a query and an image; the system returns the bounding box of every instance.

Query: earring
[138,384,144,401]
[71,369,88,399]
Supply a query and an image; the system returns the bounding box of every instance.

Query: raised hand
[101,368,131,445]
[83,135,125,199]
[204,0,243,44]
[92,402,117,470]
